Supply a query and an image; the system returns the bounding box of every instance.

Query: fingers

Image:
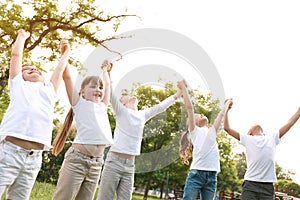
[101,60,113,71]
[224,98,233,109]
[177,79,187,89]
[17,29,30,39]
[59,40,69,54]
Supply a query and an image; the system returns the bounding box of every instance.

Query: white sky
[13,0,299,183]
[93,0,300,183]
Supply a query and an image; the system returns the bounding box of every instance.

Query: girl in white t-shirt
[0,29,70,200]
[97,72,182,200]
[178,80,231,200]
[52,60,113,200]
[224,99,300,200]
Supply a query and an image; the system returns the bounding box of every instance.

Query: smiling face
[80,76,104,103]
[22,64,45,83]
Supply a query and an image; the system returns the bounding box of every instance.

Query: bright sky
[92,0,300,183]
[13,0,299,183]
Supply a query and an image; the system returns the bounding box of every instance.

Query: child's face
[248,125,264,136]
[22,65,45,83]
[195,114,209,127]
[81,81,104,103]
[120,95,139,108]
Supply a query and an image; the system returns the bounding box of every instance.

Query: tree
[0,0,136,185]
[126,82,223,199]
[217,131,240,193]
[276,179,300,197]
[234,152,247,180]
[0,0,136,118]
[276,162,295,181]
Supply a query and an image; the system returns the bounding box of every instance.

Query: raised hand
[17,29,30,40]
[59,40,70,55]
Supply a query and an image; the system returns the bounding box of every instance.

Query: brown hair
[52,76,101,156]
[179,130,191,165]
[52,108,74,156]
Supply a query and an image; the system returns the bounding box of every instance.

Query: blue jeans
[182,169,217,200]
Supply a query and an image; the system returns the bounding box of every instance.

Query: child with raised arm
[0,29,70,200]
[97,73,182,200]
[178,80,231,200]
[52,60,113,200]
[224,99,300,200]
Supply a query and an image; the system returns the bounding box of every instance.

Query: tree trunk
[143,172,153,200]
[160,181,164,199]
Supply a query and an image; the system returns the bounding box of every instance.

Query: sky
[10,0,300,183]
[92,0,300,183]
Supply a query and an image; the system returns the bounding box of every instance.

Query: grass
[1,182,162,200]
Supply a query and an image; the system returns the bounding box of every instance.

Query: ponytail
[179,130,191,165]
[52,108,74,156]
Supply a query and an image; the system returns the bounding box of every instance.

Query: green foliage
[276,179,300,197]
[0,0,137,94]
[234,152,247,180]
[0,87,9,122]
[217,131,240,193]
[276,162,294,181]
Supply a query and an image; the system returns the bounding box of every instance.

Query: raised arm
[9,29,30,79]
[279,107,300,138]
[223,99,240,140]
[50,40,70,93]
[213,99,232,131]
[62,64,79,106]
[100,60,112,106]
[177,80,195,132]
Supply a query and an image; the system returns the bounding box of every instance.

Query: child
[97,70,182,200]
[224,99,300,200]
[178,80,231,200]
[0,29,70,200]
[52,60,113,200]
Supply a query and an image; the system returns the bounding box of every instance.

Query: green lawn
[1,182,162,200]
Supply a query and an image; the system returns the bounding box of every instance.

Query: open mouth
[94,92,102,98]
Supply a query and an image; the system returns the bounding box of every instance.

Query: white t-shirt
[240,131,280,182]
[189,126,220,172]
[73,97,113,145]
[0,73,56,150]
[109,93,175,155]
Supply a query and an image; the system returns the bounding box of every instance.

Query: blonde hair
[52,76,101,156]
[179,129,191,165]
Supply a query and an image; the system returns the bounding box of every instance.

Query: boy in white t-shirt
[178,80,231,200]
[0,29,70,200]
[224,99,300,200]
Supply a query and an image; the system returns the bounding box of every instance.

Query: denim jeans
[97,151,135,200]
[182,169,217,200]
[53,147,104,200]
[0,140,42,200]
[241,180,274,200]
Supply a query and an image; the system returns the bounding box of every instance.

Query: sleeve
[273,131,280,145]
[239,134,247,146]
[8,72,23,90]
[110,87,124,116]
[144,96,175,121]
